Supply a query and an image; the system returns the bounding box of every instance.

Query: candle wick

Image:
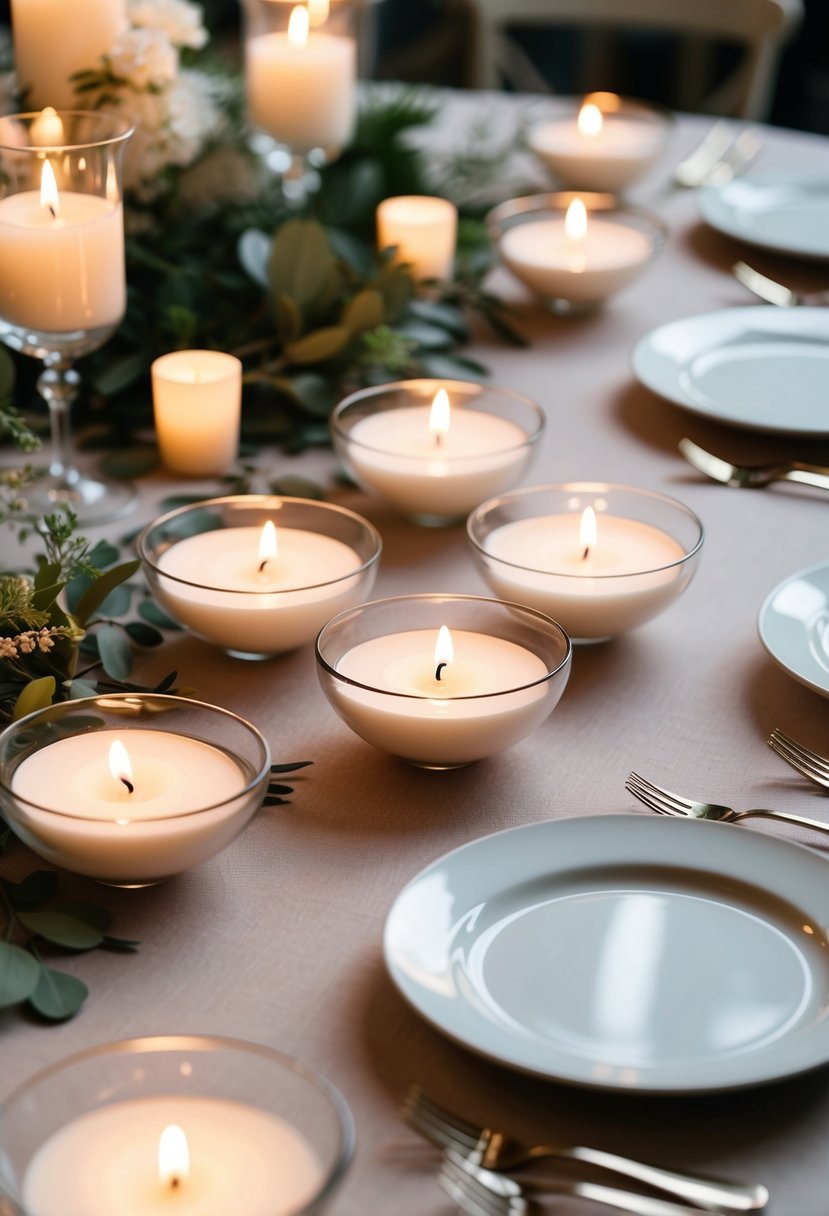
[48,204,56,220]
[582,546,590,561]
[119,777,134,795]
[435,662,447,681]
[258,559,269,573]
[169,1176,180,1191]
[434,433,442,448]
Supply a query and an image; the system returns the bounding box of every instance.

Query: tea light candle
[498,197,654,308]
[9,730,257,883]
[11,0,127,109]
[246,3,356,152]
[23,1096,324,1216]
[338,385,535,522]
[152,350,242,478]
[528,96,668,192]
[0,159,124,332]
[376,195,458,283]
[153,519,366,654]
[482,510,686,640]
[332,626,551,767]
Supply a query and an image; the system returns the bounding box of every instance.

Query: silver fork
[439,1152,721,1216]
[673,124,761,188]
[768,729,829,791]
[404,1088,768,1211]
[626,771,829,840]
[678,438,829,492]
[733,261,829,308]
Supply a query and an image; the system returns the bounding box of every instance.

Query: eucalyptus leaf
[101,935,141,952]
[73,560,141,626]
[13,677,56,721]
[267,476,323,500]
[342,288,384,335]
[238,228,272,290]
[0,942,40,1007]
[395,320,454,351]
[29,966,88,1021]
[67,679,100,700]
[91,350,147,397]
[95,623,133,681]
[275,293,302,345]
[139,600,182,631]
[30,581,64,614]
[285,326,350,365]
[2,871,59,909]
[87,540,120,568]
[95,584,132,619]
[54,902,112,932]
[418,353,489,380]
[268,219,336,316]
[33,561,62,592]
[153,671,179,693]
[18,910,104,950]
[98,447,159,480]
[407,298,470,339]
[125,621,164,647]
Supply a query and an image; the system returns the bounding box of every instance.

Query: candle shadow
[555,630,662,708]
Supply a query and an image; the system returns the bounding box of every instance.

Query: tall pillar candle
[11,0,127,109]
[152,350,242,477]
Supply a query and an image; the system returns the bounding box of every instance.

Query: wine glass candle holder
[0,110,134,522]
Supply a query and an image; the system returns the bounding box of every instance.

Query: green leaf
[275,293,302,345]
[87,540,120,568]
[0,942,40,1007]
[342,288,385,335]
[271,761,313,772]
[152,671,179,693]
[139,600,182,631]
[418,353,489,380]
[125,621,164,647]
[267,476,323,500]
[18,910,104,950]
[33,561,62,592]
[53,902,112,932]
[238,228,272,290]
[3,870,58,910]
[95,623,133,681]
[407,298,470,340]
[30,581,64,613]
[0,346,16,401]
[92,349,148,398]
[101,935,141,952]
[13,677,56,721]
[281,373,336,419]
[268,219,336,315]
[29,966,88,1020]
[67,678,100,700]
[98,447,159,480]
[73,560,140,626]
[285,326,350,365]
[395,320,454,351]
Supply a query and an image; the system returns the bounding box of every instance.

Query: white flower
[108,26,179,88]
[128,0,209,50]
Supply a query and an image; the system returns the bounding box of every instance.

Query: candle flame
[308,0,329,25]
[108,739,134,793]
[580,506,597,559]
[258,520,277,570]
[434,625,453,682]
[564,198,588,273]
[428,388,450,445]
[158,1125,189,1190]
[288,4,310,46]
[40,160,59,219]
[577,102,603,138]
[31,106,65,148]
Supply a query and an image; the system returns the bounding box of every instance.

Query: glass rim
[467,481,705,580]
[0,693,271,824]
[331,378,546,460]
[315,591,572,700]
[138,495,383,595]
[0,1033,355,1216]
[0,110,135,153]
[486,191,669,249]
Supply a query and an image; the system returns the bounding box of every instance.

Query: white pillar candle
[330,628,552,766]
[376,195,458,283]
[529,97,667,192]
[22,1096,323,1216]
[0,162,124,333]
[152,351,242,478]
[499,199,654,306]
[11,0,127,110]
[482,512,687,639]
[154,524,365,654]
[246,5,356,153]
[10,730,256,882]
[345,396,531,519]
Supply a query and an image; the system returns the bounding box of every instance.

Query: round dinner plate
[384,814,829,1093]
[631,306,829,435]
[759,558,829,699]
[697,172,829,260]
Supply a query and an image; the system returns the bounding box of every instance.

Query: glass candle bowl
[331,379,545,526]
[487,192,667,315]
[0,1035,354,1216]
[468,484,704,644]
[0,694,271,887]
[527,94,675,193]
[316,593,571,770]
[139,495,382,659]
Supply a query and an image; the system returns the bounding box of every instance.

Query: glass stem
[37,356,81,490]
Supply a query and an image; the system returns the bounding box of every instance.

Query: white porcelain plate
[759,559,829,699]
[697,172,829,259]
[632,306,829,434]
[384,815,829,1092]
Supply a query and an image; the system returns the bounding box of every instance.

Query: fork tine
[768,730,829,786]
[402,1086,480,1152]
[625,778,677,817]
[626,772,694,813]
[769,729,829,774]
[440,1155,513,1216]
